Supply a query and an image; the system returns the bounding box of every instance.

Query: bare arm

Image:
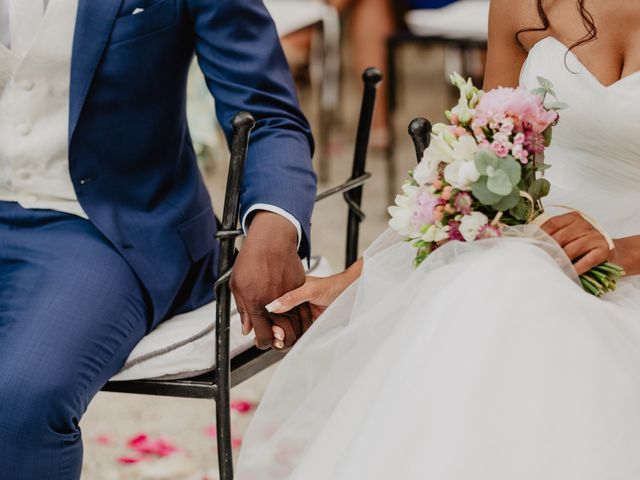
[483,0,529,90]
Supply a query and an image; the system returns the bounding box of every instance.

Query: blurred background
[81,1,488,478]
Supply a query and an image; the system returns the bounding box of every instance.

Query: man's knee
[0,371,82,442]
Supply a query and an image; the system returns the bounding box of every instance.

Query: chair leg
[215,406,233,479]
[345,68,383,269]
[215,112,256,480]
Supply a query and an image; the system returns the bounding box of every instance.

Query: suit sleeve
[187,0,317,258]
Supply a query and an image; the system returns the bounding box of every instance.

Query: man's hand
[230,211,312,350]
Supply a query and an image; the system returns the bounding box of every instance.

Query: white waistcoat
[0,0,87,218]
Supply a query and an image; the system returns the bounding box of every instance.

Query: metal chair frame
[102,68,383,480]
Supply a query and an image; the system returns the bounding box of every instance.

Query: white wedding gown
[236,37,640,479]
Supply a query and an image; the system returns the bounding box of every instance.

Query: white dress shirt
[0,0,302,245]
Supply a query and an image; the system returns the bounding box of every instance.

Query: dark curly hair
[516,0,597,51]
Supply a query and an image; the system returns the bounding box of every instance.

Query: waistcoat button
[17,124,31,136]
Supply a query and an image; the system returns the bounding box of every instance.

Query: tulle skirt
[236,186,640,479]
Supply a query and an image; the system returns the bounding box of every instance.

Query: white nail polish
[274,331,284,341]
[265,300,282,313]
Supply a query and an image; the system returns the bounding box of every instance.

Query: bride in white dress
[237,1,640,478]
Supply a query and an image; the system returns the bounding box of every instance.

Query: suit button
[17,124,31,136]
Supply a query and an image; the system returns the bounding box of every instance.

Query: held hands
[230,211,312,351]
[266,259,363,348]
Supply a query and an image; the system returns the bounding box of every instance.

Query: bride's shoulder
[484,0,543,89]
[489,0,549,51]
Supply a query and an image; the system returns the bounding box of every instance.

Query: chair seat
[263,0,328,38]
[405,0,490,41]
[110,256,333,382]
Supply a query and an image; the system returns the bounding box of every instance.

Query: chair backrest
[408,117,432,163]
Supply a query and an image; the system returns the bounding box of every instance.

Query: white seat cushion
[264,0,328,38]
[110,257,333,382]
[405,0,489,41]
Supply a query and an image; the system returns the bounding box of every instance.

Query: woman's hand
[541,212,613,275]
[265,259,363,349]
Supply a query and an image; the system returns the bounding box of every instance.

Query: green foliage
[580,262,625,297]
[492,189,521,211]
[509,197,532,221]
[528,178,551,201]
[471,177,503,205]
[487,170,514,195]
[543,126,553,147]
[472,150,522,208]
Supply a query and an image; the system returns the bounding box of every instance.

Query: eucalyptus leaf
[509,197,532,221]
[497,155,522,186]
[487,170,514,195]
[543,126,553,147]
[492,188,520,211]
[528,178,551,200]
[536,76,554,90]
[545,101,568,110]
[531,87,547,98]
[536,76,557,98]
[471,176,503,205]
[474,149,499,175]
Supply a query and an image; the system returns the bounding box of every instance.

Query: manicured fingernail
[265,300,282,313]
[274,340,284,349]
[274,330,284,341]
[242,322,249,335]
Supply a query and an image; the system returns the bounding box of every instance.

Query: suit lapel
[69,0,124,141]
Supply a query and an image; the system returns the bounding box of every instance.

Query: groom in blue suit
[0,0,315,477]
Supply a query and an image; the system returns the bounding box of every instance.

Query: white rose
[388,184,419,237]
[451,95,474,125]
[413,155,440,185]
[388,206,412,236]
[452,135,478,162]
[444,159,481,191]
[459,212,489,242]
[422,133,456,171]
[443,136,480,190]
[422,224,450,242]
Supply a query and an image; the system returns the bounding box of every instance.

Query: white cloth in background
[236,37,640,479]
[0,0,301,241]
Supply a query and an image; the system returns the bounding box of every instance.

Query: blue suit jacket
[68,0,316,326]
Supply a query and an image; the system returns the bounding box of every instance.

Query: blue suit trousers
[0,202,151,479]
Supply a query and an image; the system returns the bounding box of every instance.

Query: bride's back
[485,0,640,90]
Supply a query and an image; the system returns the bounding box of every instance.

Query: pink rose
[474,86,558,134]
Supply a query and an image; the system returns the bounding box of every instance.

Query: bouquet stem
[580,262,625,297]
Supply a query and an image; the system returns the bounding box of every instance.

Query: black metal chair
[102,68,383,480]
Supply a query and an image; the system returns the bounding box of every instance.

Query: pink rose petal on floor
[205,426,217,438]
[127,434,149,449]
[232,437,243,449]
[117,456,146,464]
[94,434,113,445]
[230,400,253,414]
[126,433,179,457]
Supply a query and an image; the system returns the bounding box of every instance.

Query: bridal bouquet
[389,73,624,296]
